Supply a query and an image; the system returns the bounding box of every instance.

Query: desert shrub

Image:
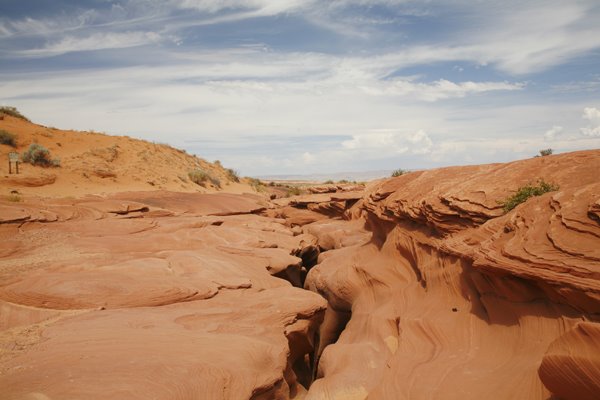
[214,160,222,166]
[500,179,559,212]
[188,169,209,184]
[324,180,334,184]
[226,168,240,182]
[539,148,553,156]
[0,129,17,147]
[188,169,220,188]
[210,176,221,188]
[22,143,59,167]
[391,169,407,177]
[0,106,30,122]
[247,177,265,192]
[7,192,22,202]
[283,186,302,197]
[338,179,349,184]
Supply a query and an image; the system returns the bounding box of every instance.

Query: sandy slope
[0,114,253,197]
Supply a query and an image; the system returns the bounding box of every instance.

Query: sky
[1,0,599,176]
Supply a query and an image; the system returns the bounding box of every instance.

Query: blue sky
[1,0,599,176]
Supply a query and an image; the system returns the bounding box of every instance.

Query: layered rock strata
[304,150,600,400]
[0,192,326,399]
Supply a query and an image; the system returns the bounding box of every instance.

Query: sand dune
[0,114,251,197]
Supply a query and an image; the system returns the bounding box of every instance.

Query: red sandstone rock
[0,192,325,399]
[3,173,57,187]
[538,322,600,400]
[1,150,599,400]
[304,150,600,400]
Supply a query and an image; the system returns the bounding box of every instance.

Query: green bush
[391,169,407,177]
[0,106,30,122]
[188,169,220,188]
[22,143,59,167]
[0,129,17,147]
[324,180,334,184]
[500,179,559,212]
[539,148,553,157]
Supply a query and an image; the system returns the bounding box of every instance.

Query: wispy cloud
[1,0,599,76]
[1,0,599,175]
[16,31,165,57]
[172,0,311,14]
[360,79,523,101]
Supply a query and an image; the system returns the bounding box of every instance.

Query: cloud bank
[0,0,599,175]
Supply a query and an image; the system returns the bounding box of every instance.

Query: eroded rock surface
[1,150,599,400]
[304,150,600,400]
[0,192,325,399]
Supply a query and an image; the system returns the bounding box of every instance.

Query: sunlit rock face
[0,192,326,399]
[304,150,600,400]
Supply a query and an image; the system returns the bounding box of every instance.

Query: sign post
[8,152,19,174]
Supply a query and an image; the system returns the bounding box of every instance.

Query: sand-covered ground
[0,114,253,198]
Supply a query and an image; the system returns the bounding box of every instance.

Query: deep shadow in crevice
[296,244,320,287]
[311,306,352,382]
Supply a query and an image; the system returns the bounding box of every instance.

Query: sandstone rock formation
[304,149,600,400]
[0,139,598,399]
[0,192,326,399]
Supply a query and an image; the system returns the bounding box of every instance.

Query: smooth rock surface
[0,192,326,399]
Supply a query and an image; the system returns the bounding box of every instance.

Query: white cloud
[406,130,433,154]
[0,16,78,38]
[459,2,600,75]
[429,140,469,163]
[18,31,163,57]
[342,129,432,156]
[360,78,523,101]
[3,60,598,175]
[580,107,600,137]
[544,125,563,141]
[551,80,600,94]
[302,152,315,163]
[1,0,599,175]
[295,1,600,75]
[1,0,599,76]
[172,0,309,14]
